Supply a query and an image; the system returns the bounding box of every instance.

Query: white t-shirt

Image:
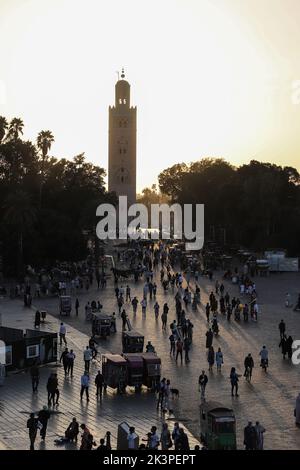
[84,348,92,361]
[127,432,137,449]
[59,325,66,335]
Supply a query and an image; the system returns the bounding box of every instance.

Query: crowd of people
[19,240,300,451]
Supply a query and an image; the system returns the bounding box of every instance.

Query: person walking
[117,296,124,314]
[243,304,249,322]
[216,347,224,372]
[83,346,92,372]
[148,426,160,449]
[220,283,224,296]
[205,329,213,349]
[161,311,168,330]
[286,335,294,359]
[67,349,76,377]
[254,421,265,450]
[187,319,194,342]
[169,333,176,356]
[53,373,60,405]
[279,334,288,359]
[253,301,259,321]
[295,392,300,426]
[60,347,69,375]
[161,423,172,450]
[278,320,286,339]
[59,322,67,346]
[176,428,190,451]
[75,298,79,316]
[154,302,160,319]
[227,305,232,321]
[115,286,119,299]
[230,367,240,397]
[244,422,256,450]
[207,346,215,372]
[172,422,180,448]
[111,312,117,332]
[80,371,90,401]
[127,426,138,449]
[183,337,190,363]
[37,406,51,441]
[199,370,208,400]
[126,285,131,302]
[163,303,169,316]
[205,303,211,322]
[175,338,183,364]
[244,353,254,381]
[131,297,138,314]
[47,373,59,406]
[95,370,104,398]
[163,379,172,413]
[30,362,40,393]
[156,378,166,411]
[259,345,269,370]
[34,310,41,328]
[121,309,127,330]
[27,413,38,451]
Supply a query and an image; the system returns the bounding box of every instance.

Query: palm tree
[37,130,55,208]
[6,117,24,141]
[3,190,36,274]
[0,116,8,143]
[37,130,55,160]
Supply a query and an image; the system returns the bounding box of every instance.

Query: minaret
[108,68,137,206]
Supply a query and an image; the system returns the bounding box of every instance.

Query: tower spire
[121,67,125,79]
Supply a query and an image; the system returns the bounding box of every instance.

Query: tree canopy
[0,116,115,276]
[158,158,300,254]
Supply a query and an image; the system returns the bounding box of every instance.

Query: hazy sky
[1,0,300,190]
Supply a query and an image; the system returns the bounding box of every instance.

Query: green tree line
[0,116,115,276]
[158,158,300,254]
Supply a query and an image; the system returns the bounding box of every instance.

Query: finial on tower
[121,68,125,79]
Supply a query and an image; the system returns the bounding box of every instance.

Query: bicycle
[244,367,252,382]
[260,359,268,372]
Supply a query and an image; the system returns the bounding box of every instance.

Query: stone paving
[0,296,198,450]
[1,264,300,449]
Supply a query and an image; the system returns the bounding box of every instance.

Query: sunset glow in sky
[1,0,300,190]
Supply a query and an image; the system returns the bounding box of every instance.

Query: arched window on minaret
[115,68,130,107]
